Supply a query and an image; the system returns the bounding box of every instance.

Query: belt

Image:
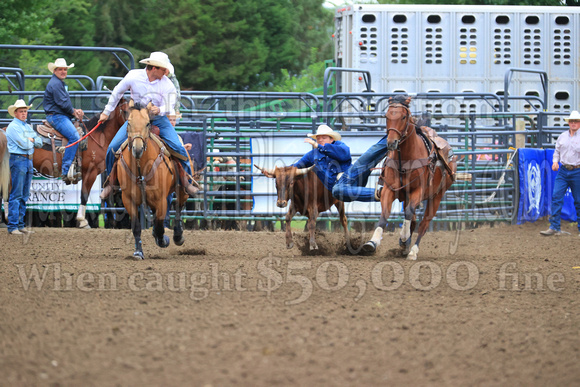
[562,164,580,170]
[12,153,34,160]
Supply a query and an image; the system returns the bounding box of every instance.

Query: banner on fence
[26,174,102,212]
[517,148,576,224]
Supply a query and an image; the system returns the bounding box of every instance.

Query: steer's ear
[254,164,275,178]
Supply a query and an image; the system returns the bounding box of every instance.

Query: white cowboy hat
[166,61,175,77]
[307,124,341,141]
[564,110,580,122]
[48,58,75,73]
[139,51,172,70]
[8,99,32,117]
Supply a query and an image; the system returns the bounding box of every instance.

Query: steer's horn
[254,164,275,176]
[295,166,314,176]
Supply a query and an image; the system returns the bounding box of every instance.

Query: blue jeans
[8,154,33,232]
[332,135,389,202]
[46,114,80,176]
[106,115,192,176]
[549,167,580,231]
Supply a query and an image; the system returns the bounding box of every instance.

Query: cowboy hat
[564,110,580,122]
[139,51,172,70]
[166,61,175,77]
[8,99,32,117]
[48,58,75,73]
[307,124,341,141]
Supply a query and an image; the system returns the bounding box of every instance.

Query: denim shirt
[44,74,75,118]
[6,118,43,155]
[293,140,352,191]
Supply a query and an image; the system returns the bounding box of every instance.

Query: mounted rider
[99,51,198,198]
[43,58,84,184]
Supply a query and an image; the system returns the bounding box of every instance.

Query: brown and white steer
[256,165,349,250]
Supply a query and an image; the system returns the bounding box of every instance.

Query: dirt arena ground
[1,218,579,386]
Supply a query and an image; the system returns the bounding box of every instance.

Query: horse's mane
[86,115,102,132]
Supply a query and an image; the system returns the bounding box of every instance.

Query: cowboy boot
[100,162,119,200]
[175,162,200,196]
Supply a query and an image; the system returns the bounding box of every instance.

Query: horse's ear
[146,102,153,111]
[405,96,412,106]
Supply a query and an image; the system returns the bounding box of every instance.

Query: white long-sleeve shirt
[103,69,177,117]
[553,129,580,166]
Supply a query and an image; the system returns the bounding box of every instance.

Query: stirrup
[374,186,383,201]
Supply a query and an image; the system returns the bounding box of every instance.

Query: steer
[256,164,349,250]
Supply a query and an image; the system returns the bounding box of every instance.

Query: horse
[363,95,457,260]
[117,100,188,259]
[32,99,128,228]
[0,129,9,223]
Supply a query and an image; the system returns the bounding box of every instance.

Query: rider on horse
[43,58,84,184]
[98,51,198,198]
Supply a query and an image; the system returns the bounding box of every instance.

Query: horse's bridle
[127,122,151,155]
[386,103,414,149]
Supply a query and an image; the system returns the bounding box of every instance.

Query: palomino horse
[118,100,187,259]
[363,95,457,260]
[0,129,9,222]
[33,99,128,228]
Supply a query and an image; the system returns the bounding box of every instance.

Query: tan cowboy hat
[8,99,32,117]
[564,110,580,122]
[139,51,172,70]
[307,124,341,141]
[48,58,75,73]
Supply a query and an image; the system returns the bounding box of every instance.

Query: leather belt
[13,153,34,160]
[562,164,580,170]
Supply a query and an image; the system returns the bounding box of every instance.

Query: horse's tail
[0,140,10,202]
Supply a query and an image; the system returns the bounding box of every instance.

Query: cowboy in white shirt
[99,51,198,198]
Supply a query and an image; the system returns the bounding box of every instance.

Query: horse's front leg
[76,169,98,228]
[285,204,297,249]
[125,202,144,259]
[399,199,419,256]
[152,196,170,248]
[362,189,395,254]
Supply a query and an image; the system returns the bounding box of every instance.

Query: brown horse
[363,95,457,260]
[117,100,187,259]
[32,99,128,228]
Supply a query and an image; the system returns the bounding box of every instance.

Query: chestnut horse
[33,98,128,228]
[118,100,187,259]
[363,95,457,260]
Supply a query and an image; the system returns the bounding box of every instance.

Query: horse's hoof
[286,242,294,249]
[406,245,419,260]
[310,243,319,251]
[77,220,90,229]
[133,251,144,260]
[361,241,377,255]
[173,235,185,246]
[156,235,170,248]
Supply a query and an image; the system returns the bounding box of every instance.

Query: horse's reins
[63,115,102,149]
[381,103,438,192]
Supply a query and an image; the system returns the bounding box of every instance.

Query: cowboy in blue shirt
[43,58,83,184]
[293,125,351,192]
[5,100,42,235]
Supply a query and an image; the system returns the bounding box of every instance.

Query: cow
[255,164,349,250]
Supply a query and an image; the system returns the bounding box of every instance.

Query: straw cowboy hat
[139,51,172,70]
[8,99,32,117]
[564,110,580,122]
[48,58,75,73]
[307,124,341,141]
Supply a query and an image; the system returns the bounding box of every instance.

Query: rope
[63,120,102,149]
[482,147,518,203]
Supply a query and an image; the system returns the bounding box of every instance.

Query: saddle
[34,119,86,183]
[418,126,456,179]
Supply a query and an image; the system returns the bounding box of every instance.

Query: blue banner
[517,148,577,224]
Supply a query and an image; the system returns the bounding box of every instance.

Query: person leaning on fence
[43,58,84,184]
[292,125,351,192]
[5,100,42,235]
[98,51,199,199]
[540,110,580,237]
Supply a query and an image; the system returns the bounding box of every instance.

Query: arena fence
[0,71,571,230]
